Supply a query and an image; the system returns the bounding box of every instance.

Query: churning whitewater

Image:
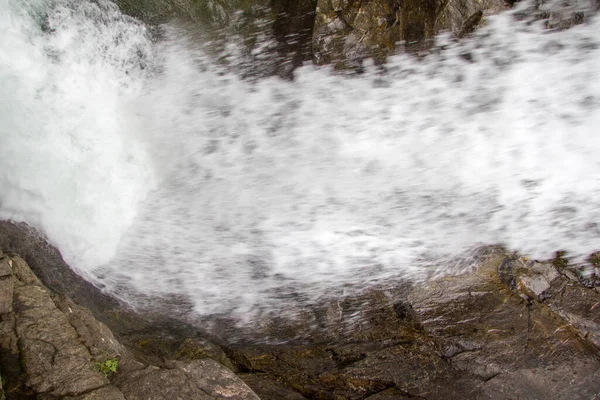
[1,0,599,317]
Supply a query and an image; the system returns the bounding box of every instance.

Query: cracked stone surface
[0,250,259,400]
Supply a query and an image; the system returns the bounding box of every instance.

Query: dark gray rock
[3,222,600,399]
[175,337,239,372]
[239,373,308,400]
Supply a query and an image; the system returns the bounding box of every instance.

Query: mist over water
[2,0,600,318]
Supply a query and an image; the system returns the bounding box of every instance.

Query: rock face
[0,250,259,400]
[312,0,507,68]
[499,254,600,350]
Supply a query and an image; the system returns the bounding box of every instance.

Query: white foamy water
[1,0,599,318]
[0,0,154,271]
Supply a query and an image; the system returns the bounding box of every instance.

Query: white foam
[0,0,155,273]
[2,0,600,318]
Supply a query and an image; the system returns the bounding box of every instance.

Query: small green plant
[95,357,118,378]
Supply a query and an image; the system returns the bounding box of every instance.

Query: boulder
[113,359,259,400]
[0,251,116,398]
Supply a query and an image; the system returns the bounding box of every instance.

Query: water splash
[1,0,599,318]
[0,0,154,272]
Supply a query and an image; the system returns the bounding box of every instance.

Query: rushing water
[1,0,599,319]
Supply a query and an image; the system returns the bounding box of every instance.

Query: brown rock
[499,256,600,350]
[61,385,126,400]
[0,252,260,400]
[11,256,111,397]
[115,359,259,400]
[239,373,307,400]
[3,223,599,399]
[176,337,238,372]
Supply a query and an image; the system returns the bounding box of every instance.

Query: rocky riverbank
[1,222,599,399]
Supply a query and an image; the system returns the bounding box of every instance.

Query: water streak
[1,0,599,318]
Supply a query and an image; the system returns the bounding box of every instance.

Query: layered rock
[499,254,600,350]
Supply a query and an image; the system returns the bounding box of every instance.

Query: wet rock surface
[226,250,600,399]
[0,246,259,400]
[1,222,600,399]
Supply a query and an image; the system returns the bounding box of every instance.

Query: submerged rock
[514,0,600,29]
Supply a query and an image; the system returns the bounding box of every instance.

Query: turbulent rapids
[1,0,600,319]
